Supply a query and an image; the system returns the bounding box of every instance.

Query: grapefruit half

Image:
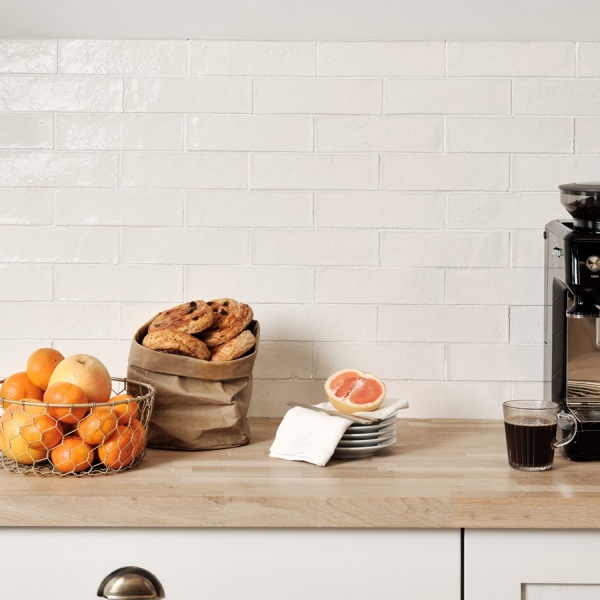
[325,368,386,414]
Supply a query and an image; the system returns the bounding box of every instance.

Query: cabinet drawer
[0,528,460,600]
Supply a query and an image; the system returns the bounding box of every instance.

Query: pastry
[142,329,211,360]
[211,330,256,362]
[200,298,254,348]
[147,300,213,335]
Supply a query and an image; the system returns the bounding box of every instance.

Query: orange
[26,347,65,391]
[98,425,135,470]
[0,372,44,408]
[111,394,139,425]
[44,381,89,424]
[49,436,94,474]
[0,402,63,464]
[77,406,118,446]
[130,418,146,458]
[324,368,386,414]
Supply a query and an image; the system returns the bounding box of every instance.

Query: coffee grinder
[544,182,600,460]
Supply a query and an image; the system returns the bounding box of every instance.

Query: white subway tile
[190,41,316,76]
[121,227,248,264]
[511,154,600,191]
[447,192,557,230]
[0,302,118,340]
[316,267,444,304]
[511,230,544,268]
[186,191,312,228]
[379,305,508,343]
[390,381,510,419]
[384,79,511,115]
[511,382,544,401]
[510,306,544,344]
[0,189,53,225]
[446,268,543,305]
[121,152,247,189]
[318,42,445,76]
[381,154,509,191]
[574,117,600,153]
[514,80,600,115]
[124,77,251,113]
[254,78,381,114]
[250,153,378,190]
[316,116,443,152]
[447,343,543,382]
[0,265,52,300]
[250,379,325,417]
[187,115,313,152]
[254,342,314,380]
[0,113,53,149]
[59,40,186,75]
[254,303,378,342]
[55,189,184,226]
[315,192,445,229]
[315,342,445,380]
[0,151,118,187]
[0,341,56,375]
[448,42,575,76]
[54,265,183,301]
[382,231,509,268]
[0,40,57,74]
[446,117,573,153]
[185,266,314,303]
[577,43,600,77]
[56,114,184,151]
[251,229,379,266]
[0,226,118,263]
[0,76,122,112]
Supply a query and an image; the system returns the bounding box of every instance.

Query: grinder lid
[560,182,600,229]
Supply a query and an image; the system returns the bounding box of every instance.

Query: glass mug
[502,400,577,471]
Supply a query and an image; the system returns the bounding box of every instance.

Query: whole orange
[98,425,135,470]
[26,348,65,391]
[130,418,146,458]
[49,436,94,474]
[77,406,117,446]
[0,402,63,463]
[111,394,139,425]
[0,372,44,408]
[44,381,89,424]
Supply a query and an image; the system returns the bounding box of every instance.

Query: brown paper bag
[127,320,259,451]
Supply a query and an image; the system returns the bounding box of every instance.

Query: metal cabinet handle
[97,566,165,599]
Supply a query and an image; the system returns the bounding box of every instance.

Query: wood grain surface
[0,418,598,529]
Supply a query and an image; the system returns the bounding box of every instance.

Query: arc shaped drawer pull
[97,566,165,599]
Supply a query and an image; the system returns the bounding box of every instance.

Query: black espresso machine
[545,182,600,460]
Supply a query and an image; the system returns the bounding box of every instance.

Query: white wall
[0,39,593,419]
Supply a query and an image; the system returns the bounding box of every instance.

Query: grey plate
[347,414,398,433]
[340,422,397,440]
[337,430,397,448]
[332,437,397,459]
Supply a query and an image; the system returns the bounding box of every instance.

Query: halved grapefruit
[325,368,386,414]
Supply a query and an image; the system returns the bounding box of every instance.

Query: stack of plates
[332,413,398,459]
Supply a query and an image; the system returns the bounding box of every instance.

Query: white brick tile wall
[0,40,57,74]
[58,40,187,76]
[447,42,575,77]
[384,79,511,115]
[189,41,317,76]
[0,38,587,419]
[0,113,54,148]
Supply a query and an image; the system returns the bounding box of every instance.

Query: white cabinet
[465,530,600,600]
[0,528,461,600]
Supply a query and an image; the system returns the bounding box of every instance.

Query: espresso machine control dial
[586,255,600,272]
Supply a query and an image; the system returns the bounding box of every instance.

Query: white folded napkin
[269,398,408,467]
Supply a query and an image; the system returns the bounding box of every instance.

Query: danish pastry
[142,329,211,360]
[211,330,256,362]
[200,298,254,348]
[148,300,214,335]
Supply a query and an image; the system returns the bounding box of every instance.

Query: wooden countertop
[1,418,600,529]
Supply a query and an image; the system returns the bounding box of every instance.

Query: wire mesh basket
[0,377,155,477]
